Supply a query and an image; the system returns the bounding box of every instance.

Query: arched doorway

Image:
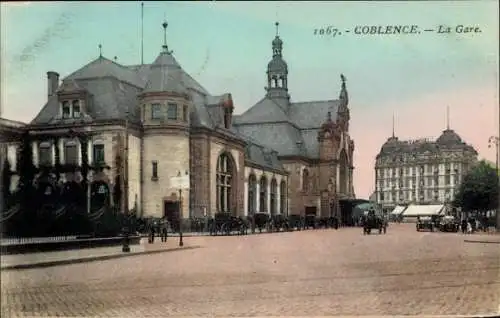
[259,176,268,212]
[270,178,277,215]
[216,153,235,214]
[248,174,257,215]
[90,180,110,211]
[339,149,348,194]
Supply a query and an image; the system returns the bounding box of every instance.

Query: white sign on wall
[170,175,190,190]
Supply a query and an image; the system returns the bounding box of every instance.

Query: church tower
[265,22,290,109]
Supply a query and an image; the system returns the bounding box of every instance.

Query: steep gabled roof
[65,56,143,88]
[234,97,289,124]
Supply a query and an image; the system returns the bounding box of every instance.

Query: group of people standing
[148,222,168,243]
[460,217,485,234]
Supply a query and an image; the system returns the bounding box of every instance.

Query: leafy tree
[2,158,11,206]
[453,160,499,214]
[17,131,36,193]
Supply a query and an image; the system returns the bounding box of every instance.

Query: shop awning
[402,204,445,217]
[390,205,407,215]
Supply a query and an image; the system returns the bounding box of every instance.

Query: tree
[2,158,12,206]
[453,160,499,223]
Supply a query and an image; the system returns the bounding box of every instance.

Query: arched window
[248,174,257,215]
[339,150,348,194]
[280,181,287,214]
[302,168,310,192]
[216,153,233,213]
[270,178,277,215]
[259,176,268,212]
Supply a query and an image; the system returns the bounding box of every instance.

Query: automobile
[416,216,435,232]
[439,215,459,232]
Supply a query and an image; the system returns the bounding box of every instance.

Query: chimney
[47,71,60,99]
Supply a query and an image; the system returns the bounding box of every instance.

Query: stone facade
[374,130,478,213]
[232,25,356,218]
[1,21,358,220]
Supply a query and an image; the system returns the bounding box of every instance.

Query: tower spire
[392,112,395,138]
[446,105,450,130]
[162,20,168,52]
[275,21,279,37]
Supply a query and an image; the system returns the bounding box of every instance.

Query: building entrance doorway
[305,206,317,215]
[164,200,180,230]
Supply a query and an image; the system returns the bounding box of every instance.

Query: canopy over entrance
[391,205,407,215]
[402,204,445,217]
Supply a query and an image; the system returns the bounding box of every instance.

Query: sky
[1,1,499,199]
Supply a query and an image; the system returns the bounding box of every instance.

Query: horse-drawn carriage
[208,213,248,236]
[438,215,459,232]
[362,210,387,235]
[269,214,290,232]
[416,216,436,232]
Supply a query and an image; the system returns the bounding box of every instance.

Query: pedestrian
[150,226,155,243]
[161,226,168,242]
[466,221,472,234]
[461,218,467,234]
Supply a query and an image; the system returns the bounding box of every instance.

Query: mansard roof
[30,52,238,138]
[233,98,341,159]
[377,129,477,159]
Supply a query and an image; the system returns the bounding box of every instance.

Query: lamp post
[122,112,130,253]
[177,170,188,247]
[488,136,499,231]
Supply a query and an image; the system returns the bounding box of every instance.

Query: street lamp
[122,112,130,253]
[177,170,188,247]
[488,136,499,175]
[488,136,499,231]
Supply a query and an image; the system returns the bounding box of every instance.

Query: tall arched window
[248,174,257,215]
[280,181,287,214]
[216,153,233,213]
[339,150,348,194]
[270,178,277,215]
[302,168,310,192]
[259,176,268,212]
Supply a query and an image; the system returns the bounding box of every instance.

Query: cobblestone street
[1,224,499,317]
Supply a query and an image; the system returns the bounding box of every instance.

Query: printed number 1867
[314,26,339,37]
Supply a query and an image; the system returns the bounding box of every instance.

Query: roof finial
[162,20,169,53]
[340,73,346,85]
[446,105,450,130]
[114,56,118,62]
[98,44,102,57]
[392,112,395,138]
[275,21,279,37]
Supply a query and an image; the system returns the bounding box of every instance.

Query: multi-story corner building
[374,127,478,213]
[1,21,355,220]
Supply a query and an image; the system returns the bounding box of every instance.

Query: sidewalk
[463,229,500,244]
[1,238,201,271]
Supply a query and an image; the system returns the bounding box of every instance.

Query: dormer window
[62,101,71,119]
[72,100,81,118]
[167,103,178,120]
[151,103,162,120]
